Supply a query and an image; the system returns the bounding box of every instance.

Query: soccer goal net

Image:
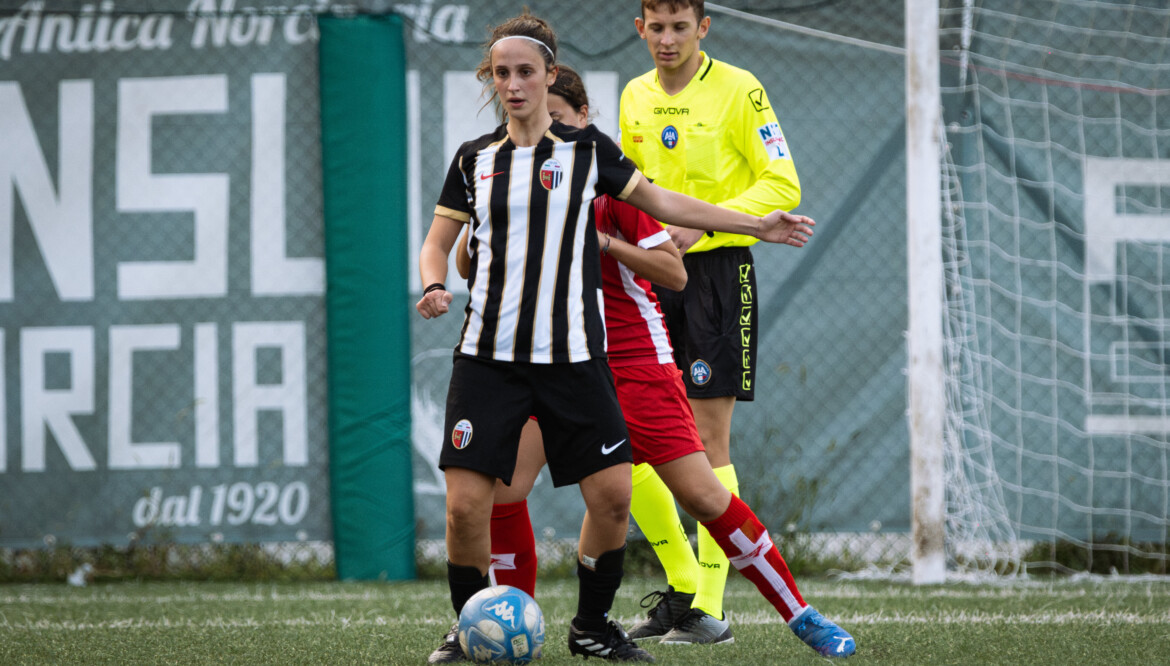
[938,0,1170,575]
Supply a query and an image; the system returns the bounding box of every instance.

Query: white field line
[3,609,1169,632]
[0,590,440,605]
[725,609,1170,626]
[724,585,1170,601]
[4,582,1169,606]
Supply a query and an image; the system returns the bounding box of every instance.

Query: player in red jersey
[456,65,855,659]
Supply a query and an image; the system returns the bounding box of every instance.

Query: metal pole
[905,0,946,585]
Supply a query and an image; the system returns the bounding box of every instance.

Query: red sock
[489,500,537,598]
[701,495,807,621]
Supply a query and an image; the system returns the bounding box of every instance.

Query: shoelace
[672,609,706,630]
[638,589,669,613]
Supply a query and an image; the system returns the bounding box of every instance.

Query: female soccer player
[472,64,856,660]
[416,14,814,664]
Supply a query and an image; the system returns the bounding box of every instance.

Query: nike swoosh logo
[601,439,626,455]
[480,171,505,180]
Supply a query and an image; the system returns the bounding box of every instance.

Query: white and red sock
[700,494,807,621]
[489,500,538,598]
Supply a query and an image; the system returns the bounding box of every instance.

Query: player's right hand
[667,225,706,253]
[416,290,453,319]
[757,210,815,247]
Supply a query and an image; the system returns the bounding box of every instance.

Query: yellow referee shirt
[619,52,801,253]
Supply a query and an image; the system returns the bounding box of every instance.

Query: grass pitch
[2,575,1167,664]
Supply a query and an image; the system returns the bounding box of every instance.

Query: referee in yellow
[620,0,802,645]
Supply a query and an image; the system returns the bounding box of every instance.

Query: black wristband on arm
[424,282,446,295]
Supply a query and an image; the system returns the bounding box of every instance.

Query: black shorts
[439,354,632,487]
[654,246,757,401]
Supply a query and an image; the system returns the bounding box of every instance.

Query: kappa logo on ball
[539,158,563,190]
[452,419,473,449]
[690,359,712,385]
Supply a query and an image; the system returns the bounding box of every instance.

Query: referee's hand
[757,210,815,247]
[417,289,454,319]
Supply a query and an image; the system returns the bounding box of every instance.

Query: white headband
[490,35,555,60]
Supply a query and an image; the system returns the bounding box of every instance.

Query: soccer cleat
[626,588,695,641]
[427,622,467,664]
[789,606,856,658]
[658,608,735,645]
[568,618,656,662]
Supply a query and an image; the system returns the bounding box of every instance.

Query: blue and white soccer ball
[458,585,545,663]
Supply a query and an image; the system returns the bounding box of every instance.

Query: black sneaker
[427,623,467,664]
[659,608,734,645]
[626,587,695,641]
[568,618,656,662]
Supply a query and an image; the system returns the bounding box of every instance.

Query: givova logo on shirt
[757,122,789,160]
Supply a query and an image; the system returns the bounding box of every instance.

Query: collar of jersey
[653,51,711,95]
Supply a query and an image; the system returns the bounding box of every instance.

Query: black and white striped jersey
[435,122,642,364]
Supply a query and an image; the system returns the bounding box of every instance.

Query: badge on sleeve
[757,122,789,160]
[747,88,770,113]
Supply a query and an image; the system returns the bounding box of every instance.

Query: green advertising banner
[0,1,332,548]
[318,14,414,581]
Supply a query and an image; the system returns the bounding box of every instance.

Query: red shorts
[611,362,705,466]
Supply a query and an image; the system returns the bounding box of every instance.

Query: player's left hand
[757,211,815,247]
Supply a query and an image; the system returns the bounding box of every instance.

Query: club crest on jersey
[690,359,712,385]
[539,158,563,190]
[757,122,789,160]
[452,419,473,449]
[661,125,679,149]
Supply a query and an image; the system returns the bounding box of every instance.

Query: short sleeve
[434,147,472,222]
[588,126,642,202]
[609,198,669,250]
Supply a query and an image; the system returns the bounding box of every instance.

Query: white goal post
[905,0,947,585]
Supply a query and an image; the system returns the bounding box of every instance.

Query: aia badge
[661,125,679,149]
[451,419,474,449]
[539,158,563,190]
[690,359,712,386]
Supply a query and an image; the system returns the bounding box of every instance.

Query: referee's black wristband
[423,282,446,295]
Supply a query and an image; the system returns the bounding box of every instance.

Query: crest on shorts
[539,158,563,190]
[690,359,712,385]
[451,419,473,449]
[661,125,679,149]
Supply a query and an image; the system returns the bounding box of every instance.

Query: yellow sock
[630,462,698,594]
[693,464,739,618]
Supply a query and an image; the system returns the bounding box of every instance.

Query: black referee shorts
[439,354,632,487]
[654,246,757,401]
